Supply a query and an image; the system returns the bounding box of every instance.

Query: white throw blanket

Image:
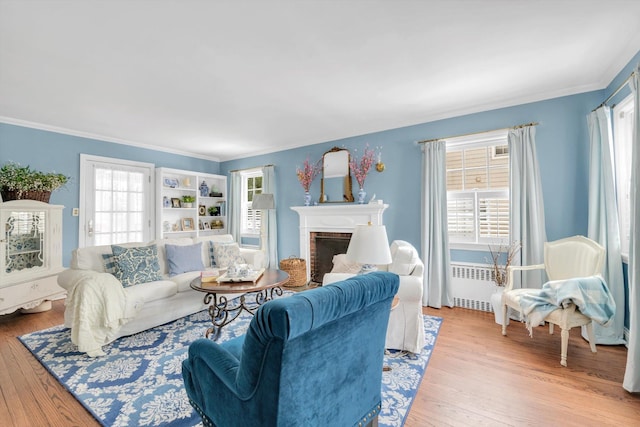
[59,269,133,357]
[518,275,616,336]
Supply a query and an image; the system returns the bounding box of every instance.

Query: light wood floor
[1,301,638,426]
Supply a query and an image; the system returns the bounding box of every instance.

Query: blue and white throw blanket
[518,275,616,336]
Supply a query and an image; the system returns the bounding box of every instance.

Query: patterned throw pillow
[211,242,245,268]
[208,241,216,267]
[102,253,118,274]
[111,244,163,287]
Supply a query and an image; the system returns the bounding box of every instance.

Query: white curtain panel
[623,66,640,393]
[585,106,626,345]
[229,171,242,243]
[508,126,547,289]
[421,141,453,308]
[262,165,278,269]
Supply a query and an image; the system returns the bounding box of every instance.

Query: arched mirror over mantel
[320,147,354,203]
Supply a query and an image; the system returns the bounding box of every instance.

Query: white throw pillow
[330,254,362,274]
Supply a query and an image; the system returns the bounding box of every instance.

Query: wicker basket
[279,256,307,288]
[1,190,51,203]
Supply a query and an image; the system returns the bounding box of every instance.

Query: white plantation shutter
[447,195,474,241]
[479,192,509,240]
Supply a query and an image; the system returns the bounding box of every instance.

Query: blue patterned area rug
[19,295,442,427]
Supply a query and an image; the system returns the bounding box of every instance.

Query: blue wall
[221,90,602,262]
[0,124,220,265]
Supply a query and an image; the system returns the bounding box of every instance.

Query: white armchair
[501,235,606,366]
[323,240,426,353]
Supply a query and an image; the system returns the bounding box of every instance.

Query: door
[79,154,154,247]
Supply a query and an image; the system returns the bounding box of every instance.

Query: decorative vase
[490,287,509,325]
[199,180,209,197]
[357,187,366,204]
[304,191,311,206]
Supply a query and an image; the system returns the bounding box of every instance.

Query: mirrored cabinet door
[0,200,64,315]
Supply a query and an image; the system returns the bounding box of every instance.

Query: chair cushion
[111,244,163,287]
[165,242,205,276]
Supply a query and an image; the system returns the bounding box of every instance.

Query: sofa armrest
[397,275,423,301]
[240,248,265,269]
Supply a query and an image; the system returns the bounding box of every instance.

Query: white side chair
[323,240,425,353]
[501,235,606,366]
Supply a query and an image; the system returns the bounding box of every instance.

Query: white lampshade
[251,193,275,210]
[346,223,392,266]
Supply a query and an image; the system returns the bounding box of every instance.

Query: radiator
[450,262,497,312]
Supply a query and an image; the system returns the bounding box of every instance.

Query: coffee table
[190,269,289,340]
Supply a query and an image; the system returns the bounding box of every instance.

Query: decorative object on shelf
[209,191,223,197]
[375,147,385,172]
[171,198,181,208]
[181,217,195,231]
[163,196,171,208]
[182,195,195,208]
[208,205,220,216]
[211,219,224,229]
[182,178,191,187]
[357,188,366,204]
[349,145,375,204]
[198,205,206,216]
[163,221,171,232]
[296,156,320,206]
[199,180,209,197]
[203,221,211,230]
[163,178,179,188]
[0,161,69,202]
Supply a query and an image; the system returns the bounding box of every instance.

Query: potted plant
[0,161,70,202]
[182,195,196,208]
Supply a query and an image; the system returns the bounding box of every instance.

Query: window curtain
[229,170,242,243]
[261,165,278,268]
[586,106,626,345]
[421,141,453,308]
[623,65,640,393]
[508,126,547,289]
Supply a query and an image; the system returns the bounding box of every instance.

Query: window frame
[613,94,634,262]
[240,169,263,238]
[445,130,510,250]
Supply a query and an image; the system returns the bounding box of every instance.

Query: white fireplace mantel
[291,203,388,281]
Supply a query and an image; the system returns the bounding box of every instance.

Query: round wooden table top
[190,268,290,294]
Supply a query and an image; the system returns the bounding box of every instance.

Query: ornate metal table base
[203,287,283,340]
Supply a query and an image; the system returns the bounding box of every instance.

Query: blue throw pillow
[102,253,118,274]
[208,241,216,267]
[165,242,205,276]
[111,244,162,287]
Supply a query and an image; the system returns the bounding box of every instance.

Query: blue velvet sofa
[182,271,400,427]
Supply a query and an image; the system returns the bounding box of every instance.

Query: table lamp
[346,222,392,273]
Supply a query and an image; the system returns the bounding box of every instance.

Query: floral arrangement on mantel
[349,145,375,189]
[0,162,70,203]
[296,157,320,192]
[488,240,522,287]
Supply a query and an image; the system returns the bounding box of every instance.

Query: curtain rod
[417,122,539,144]
[593,71,636,111]
[229,164,274,173]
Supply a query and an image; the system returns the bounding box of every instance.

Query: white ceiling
[1,1,640,162]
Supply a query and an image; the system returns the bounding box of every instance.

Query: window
[79,155,154,247]
[240,169,263,236]
[445,130,510,246]
[613,95,634,258]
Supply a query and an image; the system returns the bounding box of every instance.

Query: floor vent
[451,262,496,313]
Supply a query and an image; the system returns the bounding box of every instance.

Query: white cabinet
[0,200,65,315]
[156,167,227,239]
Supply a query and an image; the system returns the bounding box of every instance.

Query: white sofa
[323,240,426,353]
[58,234,263,357]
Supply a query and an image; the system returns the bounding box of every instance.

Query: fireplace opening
[310,232,352,284]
